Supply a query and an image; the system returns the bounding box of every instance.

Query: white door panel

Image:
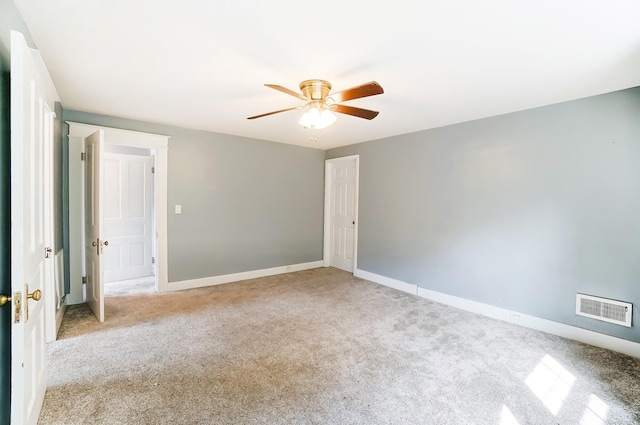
[325,156,359,272]
[103,158,122,219]
[10,30,58,425]
[103,153,154,282]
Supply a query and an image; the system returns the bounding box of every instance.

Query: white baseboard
[354,268,640,359]
[165,260,324,292]
[355,269,418,295]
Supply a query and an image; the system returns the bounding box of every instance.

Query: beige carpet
[104,275,156,298]
[39,268,640,424]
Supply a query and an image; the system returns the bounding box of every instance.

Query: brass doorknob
[92,241,97,247]
[28,289,42,302]
[103,241,109,246]
[0,294,10,307]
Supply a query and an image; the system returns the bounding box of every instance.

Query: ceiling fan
[247,80,384,129]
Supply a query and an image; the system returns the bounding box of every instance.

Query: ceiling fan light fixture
[299,102,336,129]
[248,80,383,130]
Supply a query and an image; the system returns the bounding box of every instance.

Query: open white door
[324,156,359,272]
[9,31,59,425]
[85,131,106,322]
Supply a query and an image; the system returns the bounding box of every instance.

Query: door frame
[323,155,360,272]
[67,122,169,300]
[43,99,58,342]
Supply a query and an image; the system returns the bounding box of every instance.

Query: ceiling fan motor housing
[300,79,331,101]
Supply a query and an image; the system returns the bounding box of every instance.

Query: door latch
[92,239,109,255]
[13,292,21,323]
[45,246,53,258]
[23,283,42,323]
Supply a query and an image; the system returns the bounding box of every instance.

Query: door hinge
[80,152,86,161]
[151,256,155,264]
[151,166,155,174]
[82,276,87,284]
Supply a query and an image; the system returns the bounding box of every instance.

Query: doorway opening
[102,146,156,298]
[67,122,169,321]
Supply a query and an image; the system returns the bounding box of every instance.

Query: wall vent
[575,293,632,327]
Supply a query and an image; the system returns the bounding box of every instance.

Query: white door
[103,153,154,282]
[10,30,59,425]
[325,156,359,272]
[85,131,106,322]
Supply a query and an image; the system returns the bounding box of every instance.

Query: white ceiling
[13,0,640,150]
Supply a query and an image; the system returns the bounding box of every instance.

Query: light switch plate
[175,205,182,214]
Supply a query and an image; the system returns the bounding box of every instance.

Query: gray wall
[53,102,63,251]
[327,87,640,343]
[63,110,325,282]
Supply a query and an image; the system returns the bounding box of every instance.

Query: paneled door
[85,131,106,322]
[103,153,154,282]
[9,30,59,425]
[325,156,359,272]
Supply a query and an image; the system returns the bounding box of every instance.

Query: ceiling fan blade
[247,106,301,120]
[330,81,384,103]
[334,104,379,120]
[264,84,308,100]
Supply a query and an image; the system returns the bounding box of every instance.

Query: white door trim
[323,155,360,272]
[43,104,58,343]
[67,122,170,298]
